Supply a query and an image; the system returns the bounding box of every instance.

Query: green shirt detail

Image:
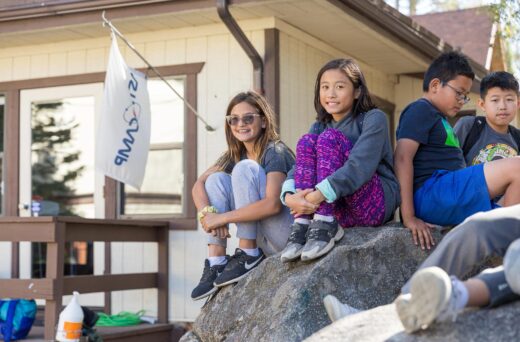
[442,119,460,148]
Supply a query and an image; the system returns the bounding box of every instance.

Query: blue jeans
[205,160,292,256]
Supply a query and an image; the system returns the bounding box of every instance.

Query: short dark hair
[422,51,475,91]
[480,71,519,98]
[314,58,376,123]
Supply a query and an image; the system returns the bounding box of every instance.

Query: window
[121,77,186,216]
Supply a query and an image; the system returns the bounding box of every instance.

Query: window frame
[118,75,196,223]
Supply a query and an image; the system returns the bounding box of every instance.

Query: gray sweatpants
[205,160,292,256]
[402,204,520,307]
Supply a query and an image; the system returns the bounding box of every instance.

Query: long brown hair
[314,58,376,123]
[215,91,281,171]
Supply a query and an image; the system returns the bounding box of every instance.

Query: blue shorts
[414,164,498,226]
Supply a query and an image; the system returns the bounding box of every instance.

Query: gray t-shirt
[454,116,519,166]
[224,141,295,175]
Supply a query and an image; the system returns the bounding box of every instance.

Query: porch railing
[0,216,169,340]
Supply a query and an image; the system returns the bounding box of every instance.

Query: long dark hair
[314,58,376,123]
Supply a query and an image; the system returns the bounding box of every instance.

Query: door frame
[19,83,106,280]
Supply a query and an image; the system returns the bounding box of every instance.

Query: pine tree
[31,102,84,216]
[31,101,89,278]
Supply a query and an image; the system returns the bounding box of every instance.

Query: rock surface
[187,226,440,342]
[305,301,520,342]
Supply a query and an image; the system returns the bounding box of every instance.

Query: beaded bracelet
[197,205,218,222]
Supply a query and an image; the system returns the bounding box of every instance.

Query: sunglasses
[225,113,261,126]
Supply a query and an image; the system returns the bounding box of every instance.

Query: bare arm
[192,165,219,211]
[201,172,287,230]
[395,139,435,249]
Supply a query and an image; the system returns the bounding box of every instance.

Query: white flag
[96,34,151,189]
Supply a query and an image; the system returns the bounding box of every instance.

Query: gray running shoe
[300,219,344,261]
[505,239,520,295]
[280,222,309,262]
[394,267,462,333]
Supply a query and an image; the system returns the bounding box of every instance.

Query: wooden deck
[23,324,175,341]
[0,216,170,341]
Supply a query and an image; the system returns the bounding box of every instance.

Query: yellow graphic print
[472,143,518,165]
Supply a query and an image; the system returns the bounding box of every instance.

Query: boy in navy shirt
[395,51,520,250]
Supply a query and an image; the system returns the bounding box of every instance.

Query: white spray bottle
[56,291,84,342]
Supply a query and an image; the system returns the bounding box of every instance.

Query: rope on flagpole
[101,11,216,132]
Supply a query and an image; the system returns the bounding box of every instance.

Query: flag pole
[101,11,216,132]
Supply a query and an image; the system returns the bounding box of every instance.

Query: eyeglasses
[443,83,470,104]
[225,113,261,126]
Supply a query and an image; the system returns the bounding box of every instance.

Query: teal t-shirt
[396,98,465,192]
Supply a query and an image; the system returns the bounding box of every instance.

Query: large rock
[187,226,441,342]
[305,301,520,341]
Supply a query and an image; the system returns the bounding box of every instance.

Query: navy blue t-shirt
[396,98,465,191]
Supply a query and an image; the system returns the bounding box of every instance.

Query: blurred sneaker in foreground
[394,267,467,333]
[323,294,360,322]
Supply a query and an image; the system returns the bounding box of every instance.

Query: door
[19,83,105,305]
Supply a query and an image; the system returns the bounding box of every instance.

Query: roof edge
[329,0,487,80]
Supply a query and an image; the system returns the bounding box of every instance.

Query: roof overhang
[0,0,486,84]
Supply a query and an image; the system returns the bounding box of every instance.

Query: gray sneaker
[300,219,344,261]
[394,267,461,333]
[505,239,520,295]
[280,222,309,262]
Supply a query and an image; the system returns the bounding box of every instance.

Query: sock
[314,214,334,222]
[295,218,311,225]
[451,277,469,310]
[241,248,260,257]
[208,256,227,267]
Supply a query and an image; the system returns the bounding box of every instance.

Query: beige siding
[0,19,269,322]
[394,76,425,129]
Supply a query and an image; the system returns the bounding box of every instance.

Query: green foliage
[490,0,520,41]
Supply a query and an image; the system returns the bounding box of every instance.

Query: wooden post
[157,224,169,323]
[44,221,65,340]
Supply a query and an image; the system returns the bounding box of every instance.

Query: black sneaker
[280,222,309,262]
[191,258,228,300]
[301,219,344,261]
[214,248,265,287]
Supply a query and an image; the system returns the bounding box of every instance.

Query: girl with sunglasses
[191,91,294,300]
[280,58,400,262]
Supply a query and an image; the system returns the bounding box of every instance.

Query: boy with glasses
[395,51,520,250]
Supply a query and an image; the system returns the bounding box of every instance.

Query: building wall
[0,18,272,321]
